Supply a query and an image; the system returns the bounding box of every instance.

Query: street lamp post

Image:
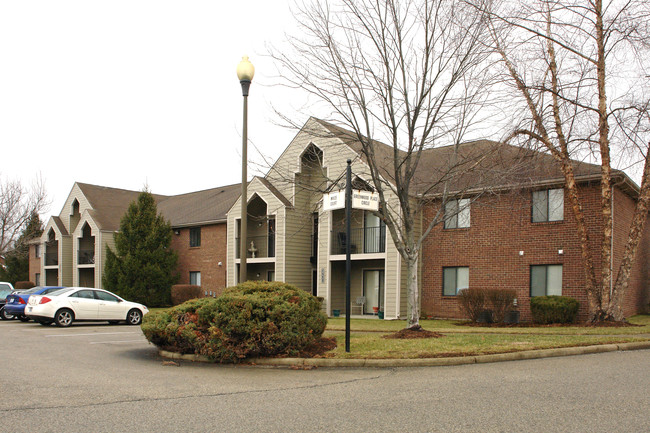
[237,56,254,284]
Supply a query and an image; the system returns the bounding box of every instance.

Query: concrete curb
[159,340,650,368]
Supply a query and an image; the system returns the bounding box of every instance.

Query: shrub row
[142,281,328,363]
[15,281,35,291]
[458,288,517,323]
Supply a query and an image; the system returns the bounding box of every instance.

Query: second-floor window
[444,198,470,229]
[34,245,41,258]
[532,188,564,222]
[189,227,201,247]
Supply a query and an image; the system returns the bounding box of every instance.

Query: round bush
[530,295,579,324]
[141,281,328,362]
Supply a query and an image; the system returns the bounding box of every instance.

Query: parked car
[4,286,65,321]
[25,287,149,327]
[0,282,16,320]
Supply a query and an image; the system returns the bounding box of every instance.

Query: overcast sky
[0,1,306,220]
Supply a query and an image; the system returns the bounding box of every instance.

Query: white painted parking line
[46,332,140,338]
[90,340,145,344]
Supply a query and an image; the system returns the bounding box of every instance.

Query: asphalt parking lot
[1,319,649,433]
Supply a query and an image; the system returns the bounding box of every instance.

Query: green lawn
[320,315,650,359]
[322,331,647,359]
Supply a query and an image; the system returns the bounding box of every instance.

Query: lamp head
[237,56,255,82]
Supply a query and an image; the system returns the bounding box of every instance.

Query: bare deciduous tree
[271,0,497,329]
[0,174,49,256]
[482,0,650,321]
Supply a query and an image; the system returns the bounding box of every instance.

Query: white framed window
[444,198,470,229]
[443,267,469,296]
[530,265,563,296]
[190,271,201,286]
[35,273,41,286]
[267,270,275,281]
[532,188,564,222]
[34,245,41,258]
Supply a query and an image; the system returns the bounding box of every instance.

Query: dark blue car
[4,286,64,321]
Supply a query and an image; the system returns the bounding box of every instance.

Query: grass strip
[321,331,649,359]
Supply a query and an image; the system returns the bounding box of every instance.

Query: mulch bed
[383,328,443,339]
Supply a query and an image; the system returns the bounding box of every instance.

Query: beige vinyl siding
[60,236,73,286]
[283,207,312,292]
[268,119,359,207]
[60,184,92,230]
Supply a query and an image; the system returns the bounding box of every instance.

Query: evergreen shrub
[141,281,328,362]
[530,296,579,324]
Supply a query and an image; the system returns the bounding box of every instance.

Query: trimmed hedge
[14,281,35,291]
[141,281,328,363]
[171,284,203,306]
[530,296,579,324]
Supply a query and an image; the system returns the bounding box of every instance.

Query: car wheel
[0,307,15,321]
[18,315,30,322]
[126,309,142,325]
[54,309,74,327]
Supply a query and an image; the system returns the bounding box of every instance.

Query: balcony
[330,226,386,255]
[44,253,58,266]
[236,235,276,259]
[78,249,95,265]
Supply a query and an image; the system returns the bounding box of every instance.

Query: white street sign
[352,190,379,211]
[322,190,345,211]
[322,189,379,211]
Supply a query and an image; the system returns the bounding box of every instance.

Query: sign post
[322,162,379,352]
[345,160,352,353]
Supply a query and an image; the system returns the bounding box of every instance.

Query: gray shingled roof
[76,182,241,231]
[157,183,241,227]
[76,183,168,232]
[310,118,627,196]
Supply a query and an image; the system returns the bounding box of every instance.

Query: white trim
[329,253,386,261]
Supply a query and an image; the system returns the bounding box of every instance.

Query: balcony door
[364,212,385,253]
[363,269,384,314]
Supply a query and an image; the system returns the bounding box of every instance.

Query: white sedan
[25,287,149,327]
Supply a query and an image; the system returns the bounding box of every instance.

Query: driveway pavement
[1,320,648,432]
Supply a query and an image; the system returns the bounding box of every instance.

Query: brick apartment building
[28,118,649,320]
[29,182,239,297]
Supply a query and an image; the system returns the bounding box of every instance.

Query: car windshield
[46,288,73,297]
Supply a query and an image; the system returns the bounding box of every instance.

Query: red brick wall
[612,187,650,316]
[171,223,228,296]
[421,184,649,321]
[29,244,41,285]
